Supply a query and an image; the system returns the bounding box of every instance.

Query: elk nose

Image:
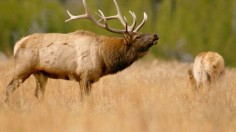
[154,34,159,40]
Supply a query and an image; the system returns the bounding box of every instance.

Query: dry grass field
[0,59,235,132]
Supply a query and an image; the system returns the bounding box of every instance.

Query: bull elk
[188,51,225,90]
[5,0,159,101]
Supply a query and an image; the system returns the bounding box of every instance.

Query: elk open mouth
[153,39,158,44]
[149,38,158,45]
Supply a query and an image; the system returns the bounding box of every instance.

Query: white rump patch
[14,36,30,56]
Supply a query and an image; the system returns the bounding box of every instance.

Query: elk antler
[134,12,147,32]
[66,0,147,34]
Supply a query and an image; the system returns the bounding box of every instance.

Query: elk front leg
[33,73,48,100]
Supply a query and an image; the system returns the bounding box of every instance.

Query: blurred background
[0,0,235,66]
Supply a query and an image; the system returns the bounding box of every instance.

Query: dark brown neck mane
[99,36,140,75]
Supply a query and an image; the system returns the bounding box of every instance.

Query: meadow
[0,59,235,132]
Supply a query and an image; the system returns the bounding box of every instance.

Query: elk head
[124,32,158,53]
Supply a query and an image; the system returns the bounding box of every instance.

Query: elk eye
[134,36,141,39]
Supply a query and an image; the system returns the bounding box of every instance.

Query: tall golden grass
[0,59,235,132]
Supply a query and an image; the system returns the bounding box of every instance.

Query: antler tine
[133,12,147,32]
[65,10,86,22]
[97,10,126,34]
[95,12,104,22]
[65,0,89,22]
[128,11,137,32]
[97,10,107,25]
[123,16,129,33]
[113,0,126,26]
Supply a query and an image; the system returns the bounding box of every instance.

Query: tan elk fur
[188,51,225,89]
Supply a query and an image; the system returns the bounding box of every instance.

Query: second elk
[188,51,225,90]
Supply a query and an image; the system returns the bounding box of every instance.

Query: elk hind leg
[5,69,33,102]
[33,73,48,100]
[188,68,197,90]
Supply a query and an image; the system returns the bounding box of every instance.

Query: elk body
[188,51,225,89]
[5,0,159,101]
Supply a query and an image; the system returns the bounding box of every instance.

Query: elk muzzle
[152,34,159,45]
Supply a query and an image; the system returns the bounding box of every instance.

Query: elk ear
[123,33,131,44]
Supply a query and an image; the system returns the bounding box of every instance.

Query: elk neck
[99,36,140,75]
